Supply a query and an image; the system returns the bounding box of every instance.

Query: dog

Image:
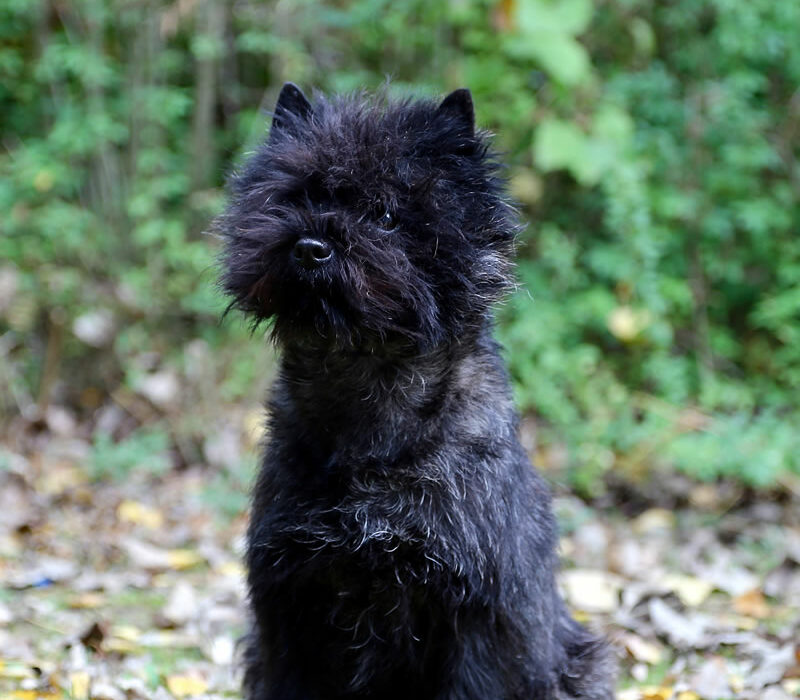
[218,83,615,699]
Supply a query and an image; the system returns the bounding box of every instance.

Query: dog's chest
[251,468,462,591]
[250,489,452,658]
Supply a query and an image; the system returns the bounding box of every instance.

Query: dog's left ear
[270,82,313,140]
[436,89,475,136]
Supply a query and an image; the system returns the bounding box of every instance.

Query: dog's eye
[378,209,396,231]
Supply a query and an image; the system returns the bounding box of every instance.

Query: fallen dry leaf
[732,615,760,630]
[79,622,105,652]
[689,656,731,698]
[2,691,61,700]
[732,588,770,619]
[166,675,208,698]
[687,484,720,509]
[109,625,141,642]
[783,679,800,694]
[215,560,245,578]
[163,582,198,626]
[561,569,621,613]
[704,565,759,597]
[760,688,795,700]
[648,598,708,648]
[105,637,141,654]
[746,643,796,690]
[729,673,745,694]
[135,370,179,407]
[622,633,664,665]
[121,538,204,571]
[208,636,235,664]
[0,663,35,681]
[640,686,673,700]
[661,574,713,608]
[69,671,90,700]
[68,592,105,609]
[117,500,164,529]
[90,681,126,700]
[36,463,87,496]
[166,549,204,570]
[632,509,675,535]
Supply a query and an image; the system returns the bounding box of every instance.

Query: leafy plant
[90,428,172,482]
[2,0,797,492]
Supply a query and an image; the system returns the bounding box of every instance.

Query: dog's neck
[272,325,507,462]
[280,339,457,420]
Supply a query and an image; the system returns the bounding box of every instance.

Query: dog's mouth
[266,260,436,351]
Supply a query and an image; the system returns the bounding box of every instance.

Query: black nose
[293,238,332,269]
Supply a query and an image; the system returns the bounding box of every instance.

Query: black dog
[219,83,614,700]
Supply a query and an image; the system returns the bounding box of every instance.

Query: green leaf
[505,33,591,85]
[514,0,593,36]
[533,118,586,172]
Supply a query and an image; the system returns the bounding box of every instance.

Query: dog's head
[219,83,517,351]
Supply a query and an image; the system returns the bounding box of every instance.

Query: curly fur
[218,84,615,700]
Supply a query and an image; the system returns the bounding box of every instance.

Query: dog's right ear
[436,89,475,137]
[270,82,313,140]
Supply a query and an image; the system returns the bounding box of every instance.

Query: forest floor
[1,421,799,700]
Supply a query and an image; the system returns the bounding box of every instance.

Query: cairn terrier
[218,83,614,700]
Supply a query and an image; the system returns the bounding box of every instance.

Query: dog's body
[219,84,614,699]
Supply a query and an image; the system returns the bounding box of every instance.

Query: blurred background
[1,1,799,698]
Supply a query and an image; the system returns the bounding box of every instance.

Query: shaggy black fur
[218,84,615,700]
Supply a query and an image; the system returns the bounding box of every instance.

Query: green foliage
[201,455,259,520]
[90,428,172,482]
[500,0,800,492]
[2,0,797,492]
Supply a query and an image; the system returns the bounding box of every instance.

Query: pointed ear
[436,88,475,136]
[270,82,313,139]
